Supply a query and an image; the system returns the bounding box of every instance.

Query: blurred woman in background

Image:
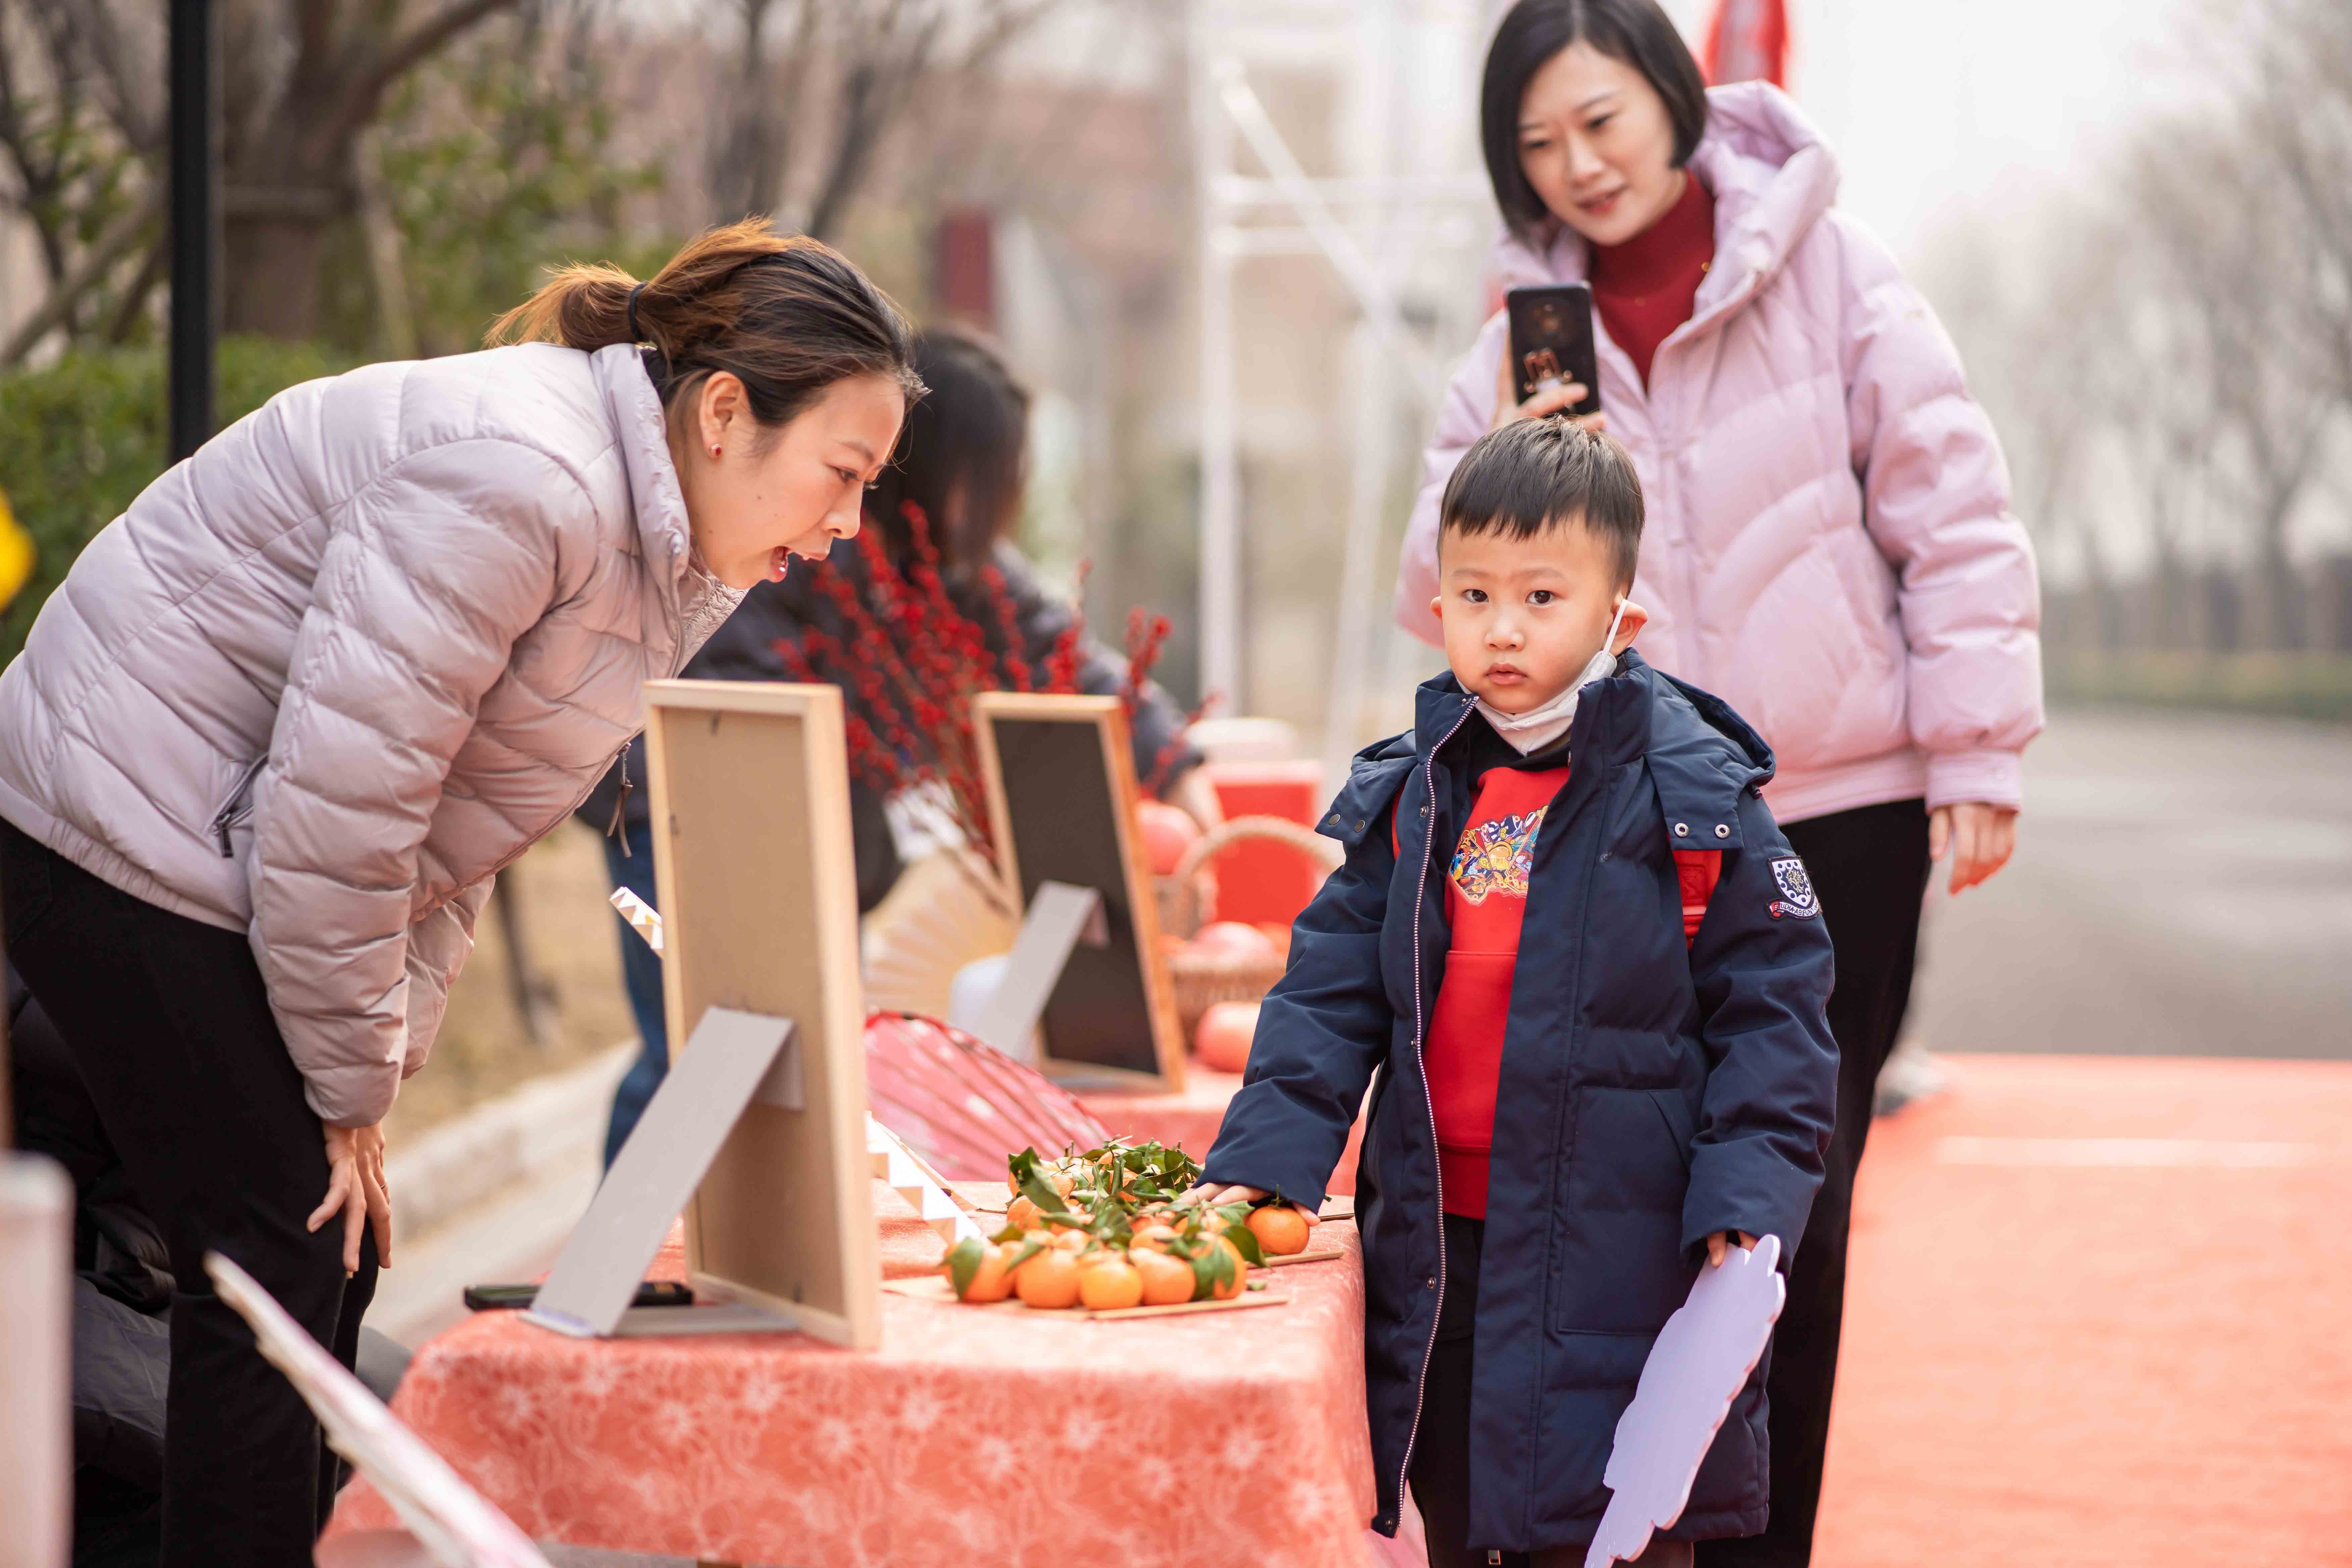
[1393,3,2042,1562]
[586,326,1215,1165]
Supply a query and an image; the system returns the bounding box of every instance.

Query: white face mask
[1473,596,1628,756]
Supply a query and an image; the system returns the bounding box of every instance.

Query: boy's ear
[1612,597,1650,653]
[1429,593,1444,625]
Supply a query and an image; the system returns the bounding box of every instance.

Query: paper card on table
[1584,1233,1786,1568]
[205,1252,551,1568]
[526,1009,795,1340]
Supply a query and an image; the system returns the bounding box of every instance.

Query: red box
[1204,760,1328,928]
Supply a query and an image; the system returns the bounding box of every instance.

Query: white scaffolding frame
[1187,0,1497,773]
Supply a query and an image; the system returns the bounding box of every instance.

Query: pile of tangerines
[939,1139,1313,1312]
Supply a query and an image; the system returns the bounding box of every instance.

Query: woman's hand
[1929,802,2018,896]
[309,1121,393,1275]
[1705,1231,1758,1268]
[1491,352,1609,435]
[1179,1182,1322,1227]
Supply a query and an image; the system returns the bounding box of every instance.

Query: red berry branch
[775,502,1190,870]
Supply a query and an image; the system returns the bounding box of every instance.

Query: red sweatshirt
[1588,170,1716,388]
[1424,749,1720,1220]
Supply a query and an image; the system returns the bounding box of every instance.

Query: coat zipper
[604,744,633,856]
[1393,695,1477,1519]
[208,757,270,858]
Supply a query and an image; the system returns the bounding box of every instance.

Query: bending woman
[586,326,1215,1164]
[0,221,916,1566]
[1393,4,2041,1563]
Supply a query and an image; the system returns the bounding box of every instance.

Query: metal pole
[1191,1,1243,713]
[168,0,218,464]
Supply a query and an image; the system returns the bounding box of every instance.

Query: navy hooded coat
[1199,654,1838,1552]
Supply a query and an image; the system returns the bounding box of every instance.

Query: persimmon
[1135,799,1201,877]
[1014,1248,1082,1309]
[1078,1258,1145,1311]
[1134,1248,1196,1306]
[1194,1001,1258,1073]
[1246,1204,1310,1257]
[1191,921,1277,960]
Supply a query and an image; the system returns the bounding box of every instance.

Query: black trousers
[2,819,377,1568]
[1411,1214,1696,1568]
[1695,798,1931,1568]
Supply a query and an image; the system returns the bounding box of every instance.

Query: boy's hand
[1179,1183,1322,1226]
[1705,1231,1758,1268]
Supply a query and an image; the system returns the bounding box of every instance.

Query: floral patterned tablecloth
[328,1184,1377,1567]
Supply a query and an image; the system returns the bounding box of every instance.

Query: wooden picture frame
[972,691,1186,1092]
[642,680,879,1350]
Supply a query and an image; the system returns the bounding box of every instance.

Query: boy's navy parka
[1199,653,1838,1553]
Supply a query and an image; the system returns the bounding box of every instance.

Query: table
[328,1182,1378,1567]
[1080,1067,1365,1195]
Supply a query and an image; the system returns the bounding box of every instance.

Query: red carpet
[1815,1055,2352,1565]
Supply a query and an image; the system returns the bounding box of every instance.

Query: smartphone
[1505,284,1601,417]
[462,1280,693,1312]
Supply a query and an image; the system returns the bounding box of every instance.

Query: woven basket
[1157,815,1341,1038]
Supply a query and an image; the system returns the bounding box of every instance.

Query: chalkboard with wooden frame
[972,691,1186,1093]
[642,679,879,1350]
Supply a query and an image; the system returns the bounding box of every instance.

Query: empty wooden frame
[972,692,1186,1092]
[642,680,879,1350]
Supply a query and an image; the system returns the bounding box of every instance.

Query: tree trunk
[224,209,337,339]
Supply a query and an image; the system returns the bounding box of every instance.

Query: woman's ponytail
[487,219,922,428]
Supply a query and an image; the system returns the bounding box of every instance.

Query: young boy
[1192,420,1838,1567]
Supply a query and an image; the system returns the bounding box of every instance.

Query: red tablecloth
[1080,1066,1364,1194]
[329,1186,1377,1566]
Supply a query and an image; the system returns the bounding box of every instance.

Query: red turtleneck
[1589,172,1716,388]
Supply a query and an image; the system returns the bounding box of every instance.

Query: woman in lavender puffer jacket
[1393,5,2041,1564]
[0,223,915,1567]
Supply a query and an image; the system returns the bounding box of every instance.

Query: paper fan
[864,1012,1109,1181]
[862,848,1017,1020]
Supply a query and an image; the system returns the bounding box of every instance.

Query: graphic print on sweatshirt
[1450,806,1547,905]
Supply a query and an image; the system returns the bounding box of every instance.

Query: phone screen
[1506,285,1601,416]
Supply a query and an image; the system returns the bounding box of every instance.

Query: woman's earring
[710,443,721,459]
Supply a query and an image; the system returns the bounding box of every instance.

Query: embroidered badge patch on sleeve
[1768,855,1820,920]
[1451,807,1547,905]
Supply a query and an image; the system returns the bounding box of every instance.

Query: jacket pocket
[1549,1086,1699,1334]
[207,758,268,859]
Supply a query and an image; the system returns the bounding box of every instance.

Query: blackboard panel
[975,694,1185,1091]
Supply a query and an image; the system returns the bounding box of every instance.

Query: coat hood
[1486,82,1841,324]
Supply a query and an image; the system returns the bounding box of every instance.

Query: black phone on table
[1505,283,1601,416]
[462,1280,693,1312]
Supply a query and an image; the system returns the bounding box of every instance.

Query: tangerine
[1013,1248,1082,1309]
[1007,1196,1043,1231]
[1078,1258,1145,1311]
[1134,1248,1195,1306]
[954,1243,1017,1304]
[1129,1222,1178,1254]
[1206,1237,1248,1300]
[1246,1204,1311,1257]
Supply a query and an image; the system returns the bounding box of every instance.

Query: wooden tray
[881,1273,1290,1320]
[1262,1247,1347,1267]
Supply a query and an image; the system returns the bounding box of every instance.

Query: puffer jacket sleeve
[1837,216,2044,810]
[247,439,575,1126]
[1680,788,1839,1264]
[1198,756,1408,1209]
[1393,309,1510,649]
[401,880,493,1078]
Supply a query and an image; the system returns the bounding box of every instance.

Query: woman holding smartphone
[1393,3,2041,1563]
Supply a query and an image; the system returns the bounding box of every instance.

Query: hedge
[0,338,357,664]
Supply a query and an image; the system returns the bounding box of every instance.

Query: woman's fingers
[1572,410,1609,434]
[307,1162,350,1233]
[342,1179,364,1275]
[1928,805,1951,864]
[364,1163,394,1271]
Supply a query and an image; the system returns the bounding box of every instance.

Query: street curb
[387,1042,632,1244]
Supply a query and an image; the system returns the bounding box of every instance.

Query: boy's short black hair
[1439,417,1644,588]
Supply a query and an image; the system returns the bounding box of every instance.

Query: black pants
[1411,1214,1696,1568]
[2,819,377,1568]
[1695,798,1931,1568]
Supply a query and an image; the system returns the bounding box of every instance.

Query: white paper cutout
[868,1116,987,1246]
[1585,1233,1785,1568]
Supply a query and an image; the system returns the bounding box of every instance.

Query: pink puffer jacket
[1395,84,2042,822]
